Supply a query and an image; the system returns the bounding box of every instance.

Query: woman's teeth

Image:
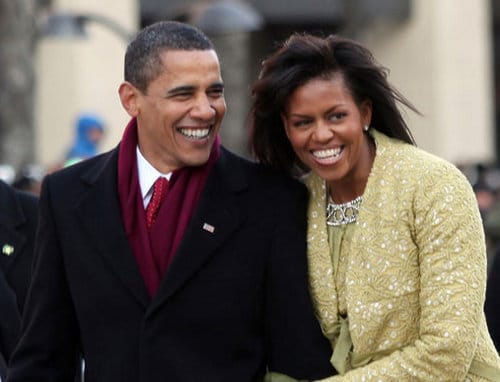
[312,147,341,159]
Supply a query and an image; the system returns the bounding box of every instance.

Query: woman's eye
[293,119,311,128]
[329,112,347,121]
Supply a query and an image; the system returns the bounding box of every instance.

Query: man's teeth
[179,128,210,139]
[312,147,341,159]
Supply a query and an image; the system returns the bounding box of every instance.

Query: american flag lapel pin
[2,244,14,256]
[202,222,215,233]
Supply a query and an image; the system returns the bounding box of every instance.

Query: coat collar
[147,148,247,315]
[76,146,247,311]
[305,131,414,328]
[78,148,151,308]
[304,129,391,330]
[0,180,26,228]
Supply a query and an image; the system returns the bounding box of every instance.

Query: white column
[35,0,138,168]
[361,0,494,164]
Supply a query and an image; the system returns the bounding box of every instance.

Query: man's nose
[191,95,216,120]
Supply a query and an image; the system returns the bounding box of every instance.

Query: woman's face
[282,74,373,201]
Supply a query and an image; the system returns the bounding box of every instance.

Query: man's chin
[183,152,213,168]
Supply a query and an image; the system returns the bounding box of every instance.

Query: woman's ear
[118,82,140,117]
[361,99,373,127]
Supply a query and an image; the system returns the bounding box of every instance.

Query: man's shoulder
[218,147,305,191]
[13,188,38,215]
[40,149,117,205]
[47,149,116,183]
[0,180,37,215]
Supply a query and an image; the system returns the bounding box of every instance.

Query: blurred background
[3,0,500,268]
[0,0,494,176]
[0,0,495,170]
[5,0,500,352]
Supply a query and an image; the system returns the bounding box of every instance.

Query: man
[0,180,38,380]
[8,21,334,381]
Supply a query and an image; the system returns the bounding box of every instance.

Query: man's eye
[208,88,224,98]
[172,93,192,100]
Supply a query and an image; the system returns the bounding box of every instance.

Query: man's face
[134,49,225,173]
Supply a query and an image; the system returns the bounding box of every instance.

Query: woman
[250,33,500,381]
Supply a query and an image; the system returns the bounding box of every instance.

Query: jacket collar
[76,146,248,311]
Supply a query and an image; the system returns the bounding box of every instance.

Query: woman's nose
[313,121,334,142]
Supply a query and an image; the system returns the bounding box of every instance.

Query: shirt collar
[136,146,172,200]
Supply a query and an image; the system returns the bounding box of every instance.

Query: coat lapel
[77,148,150,308]
[147,149,246,315]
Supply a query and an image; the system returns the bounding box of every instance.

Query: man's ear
[118,82,140,117]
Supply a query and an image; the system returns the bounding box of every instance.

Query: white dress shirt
[136,147,172,208]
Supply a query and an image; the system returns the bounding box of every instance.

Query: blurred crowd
[0,112,105,196]
[459,162,500,275]
[461,162,500,353]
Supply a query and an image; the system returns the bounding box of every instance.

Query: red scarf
[117,118,220,297]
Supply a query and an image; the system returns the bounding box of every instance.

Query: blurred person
[485,246,500,352]
[481,192,500,275]
[11,164,45,196]
[475,183,496,220]
[0,180,38,381]
[7,21,334,382]
[63,112,105,167]
[0,166,15,186]
[459,163,500,275]
[250,33,500,381]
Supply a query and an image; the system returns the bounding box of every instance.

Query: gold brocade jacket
[306,130,500,381]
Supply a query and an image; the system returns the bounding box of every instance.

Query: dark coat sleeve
[0,183,38,380]
[4,189,38,312]
[7,177,81,381]
[265,178,335,380]
[0,270,20,380]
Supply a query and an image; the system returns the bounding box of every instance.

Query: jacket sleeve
[0,270,20,380]
[317,165,489,381]
[8,176,81,381]
[265,179,335,380]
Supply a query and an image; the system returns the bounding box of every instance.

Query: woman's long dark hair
[249,33,419,175]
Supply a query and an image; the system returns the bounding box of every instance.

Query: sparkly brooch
[326,195,363,226]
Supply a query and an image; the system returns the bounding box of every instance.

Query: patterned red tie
[146,177,169,229]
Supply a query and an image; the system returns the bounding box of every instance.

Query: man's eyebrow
[165,81,224,96]
[209,81,224,89]
[166,85,196,96]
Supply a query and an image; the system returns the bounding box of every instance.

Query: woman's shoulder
[373,130,469,186]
